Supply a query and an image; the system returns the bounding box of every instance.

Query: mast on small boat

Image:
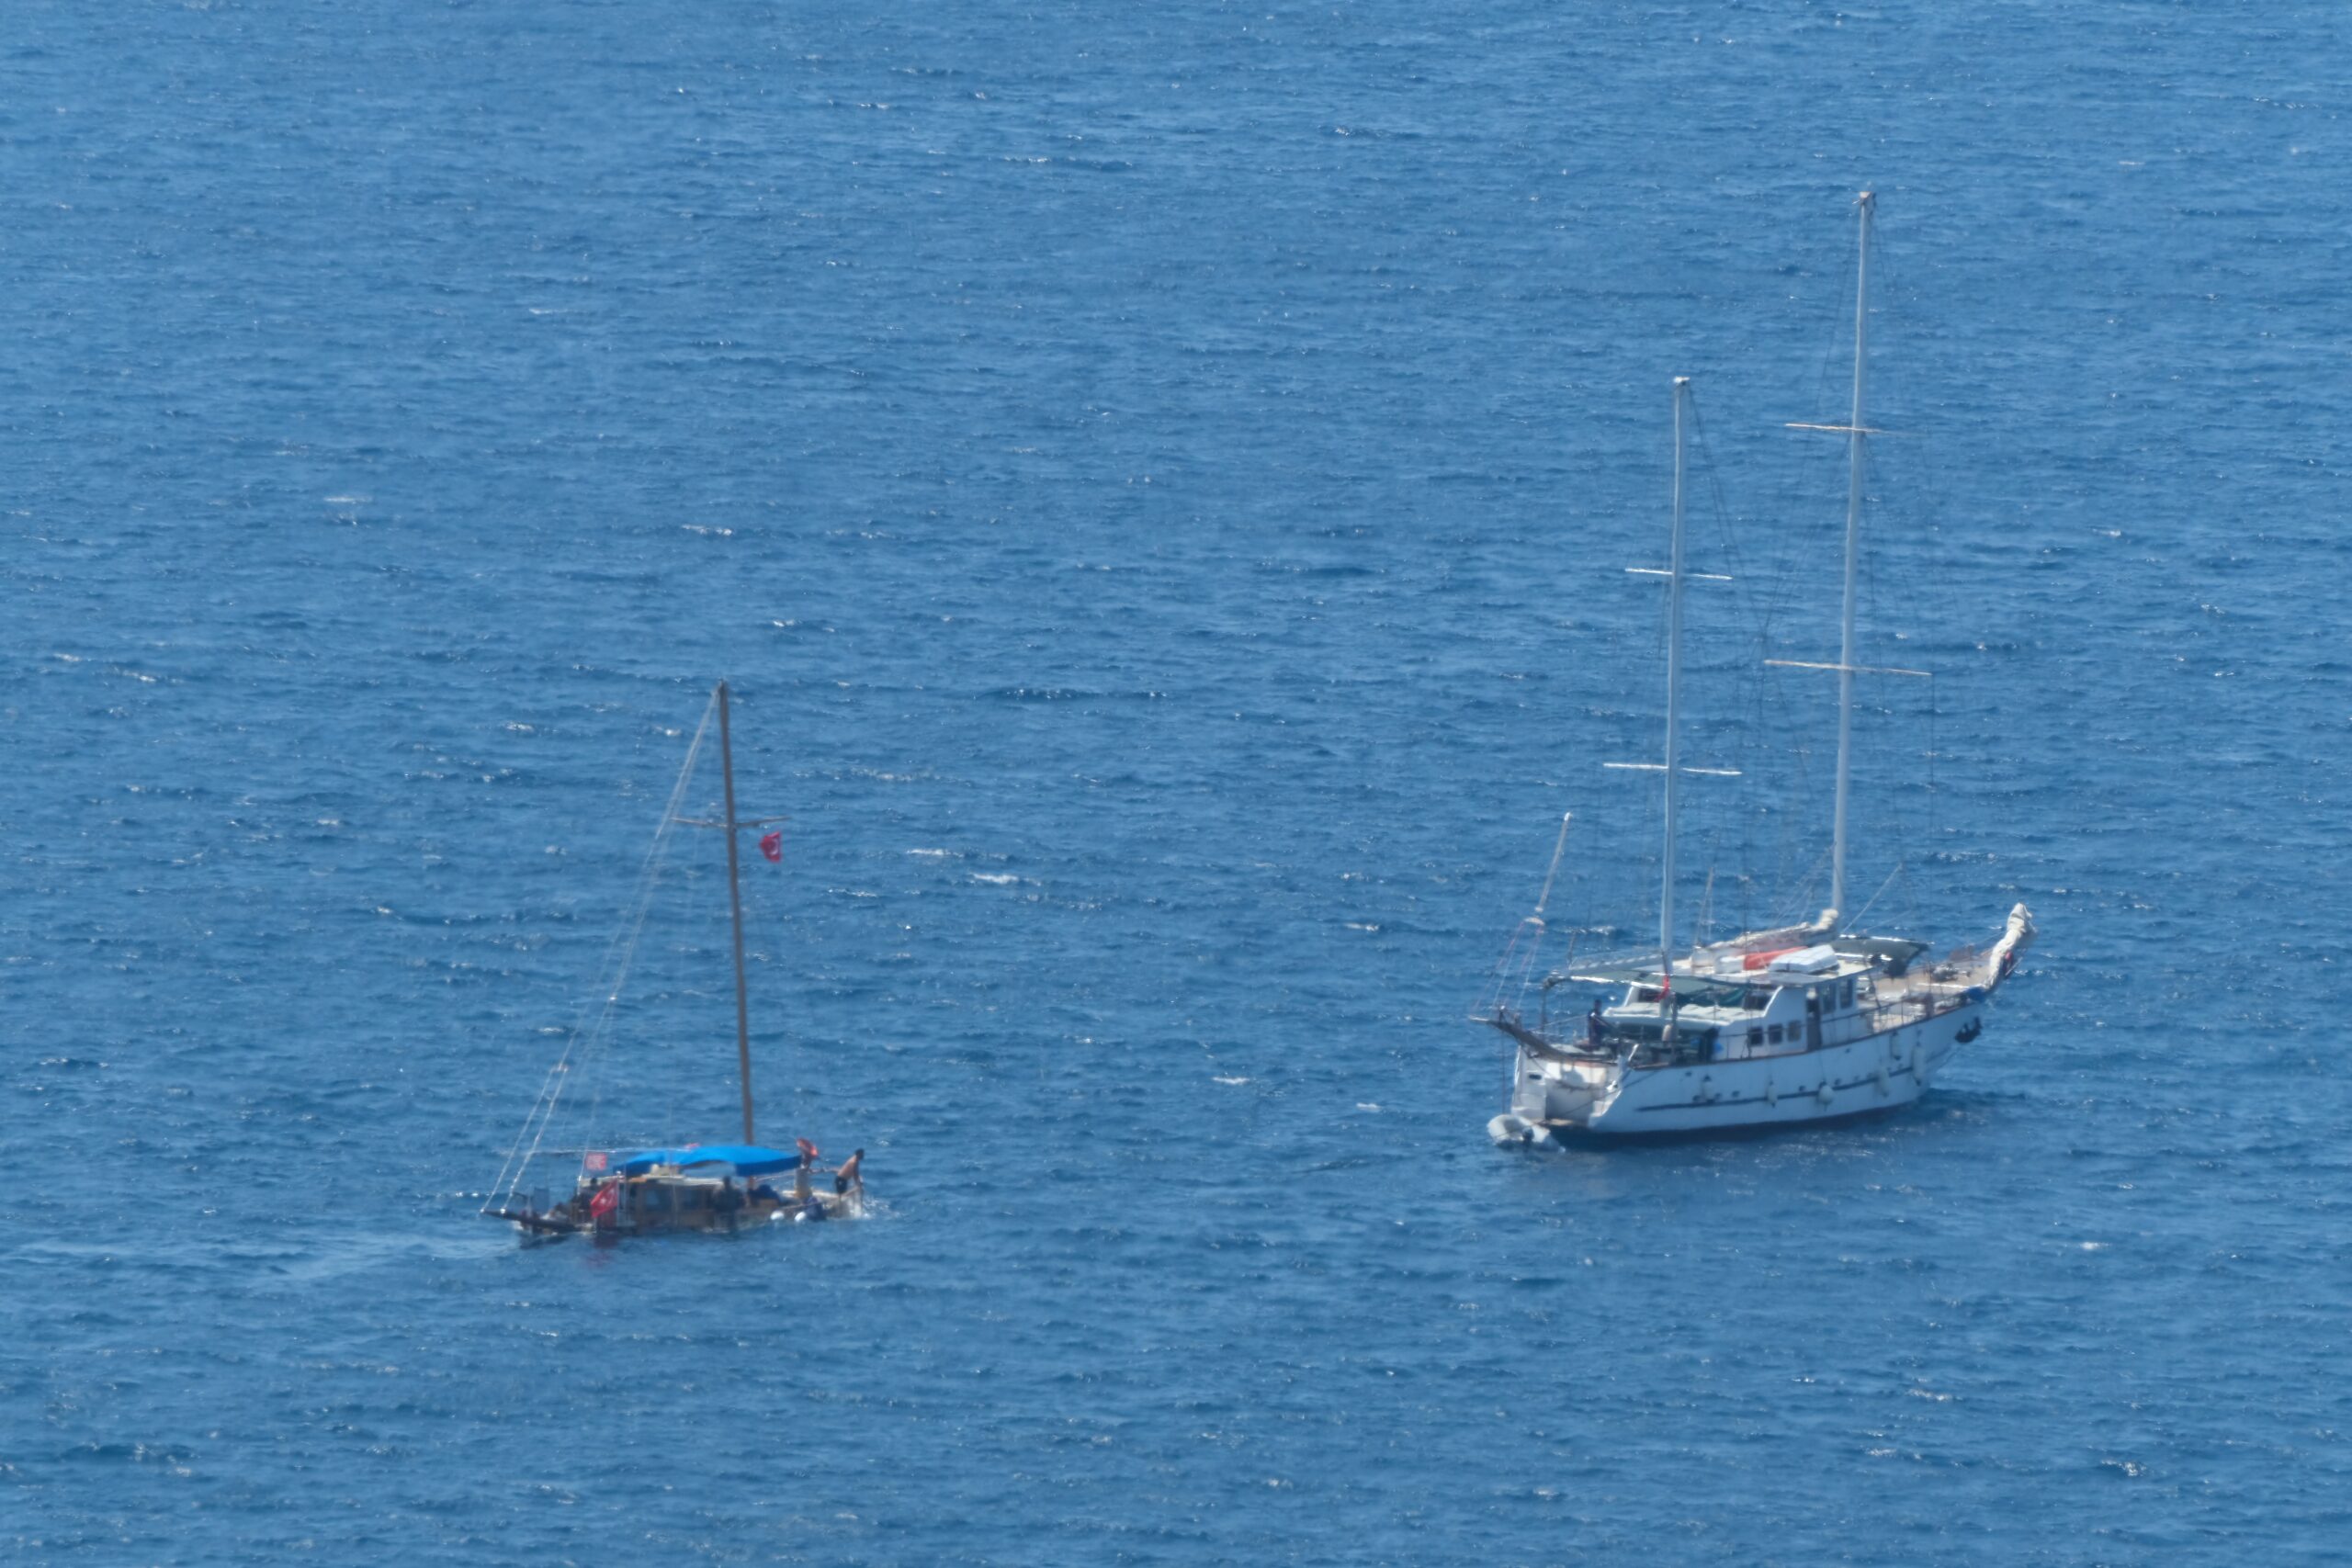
[717,681,757,1145]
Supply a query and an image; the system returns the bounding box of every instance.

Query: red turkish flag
[588,1184,618,1219]
[759,830,783,863]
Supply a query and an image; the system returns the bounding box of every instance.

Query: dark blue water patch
[8,0,2352,1562]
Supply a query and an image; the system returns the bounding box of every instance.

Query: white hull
[1495,1001,1981,1141]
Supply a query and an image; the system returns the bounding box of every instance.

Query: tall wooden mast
[1772,195,1928,925]
[1660,376,1691,973]
[1831,191,1873,930]
[716,680,756,1145]
[1604,378,1736,1021]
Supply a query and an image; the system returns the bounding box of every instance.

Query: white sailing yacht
[1485,195,2034,1144]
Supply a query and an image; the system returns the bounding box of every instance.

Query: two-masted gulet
[484,682,865,1237]
[1484,196,2034,1143]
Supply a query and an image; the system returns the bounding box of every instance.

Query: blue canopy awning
[616,1144,797,1178]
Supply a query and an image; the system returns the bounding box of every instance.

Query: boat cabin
[1575,942,1904,1065]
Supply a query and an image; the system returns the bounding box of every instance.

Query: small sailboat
[1484,195,2034,1143]
[483,682,866,1237]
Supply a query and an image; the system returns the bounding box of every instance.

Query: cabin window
[1841,979,1856,1009]
[1768,1023,1783,1045]
[1747,1027,1763,1048]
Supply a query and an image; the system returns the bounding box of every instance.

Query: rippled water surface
[6,2,2350,1562]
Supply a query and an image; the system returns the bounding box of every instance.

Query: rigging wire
[1852,220,1966,933]
[1481,812,1573,1020]
[1847,859,1906,931]
[486,691,718,1212]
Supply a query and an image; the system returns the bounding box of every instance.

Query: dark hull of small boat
[497,1188,862,1242]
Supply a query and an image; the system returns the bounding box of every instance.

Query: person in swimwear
[833,1148,865,1196]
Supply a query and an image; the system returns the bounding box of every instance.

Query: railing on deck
[1855,990,1945,1036]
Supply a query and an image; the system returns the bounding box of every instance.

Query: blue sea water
[6,1,2351,1562]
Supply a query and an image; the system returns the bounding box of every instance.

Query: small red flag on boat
[760,830,783,863]
[582,1150,608,1173]
[588,1184,618,1219]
